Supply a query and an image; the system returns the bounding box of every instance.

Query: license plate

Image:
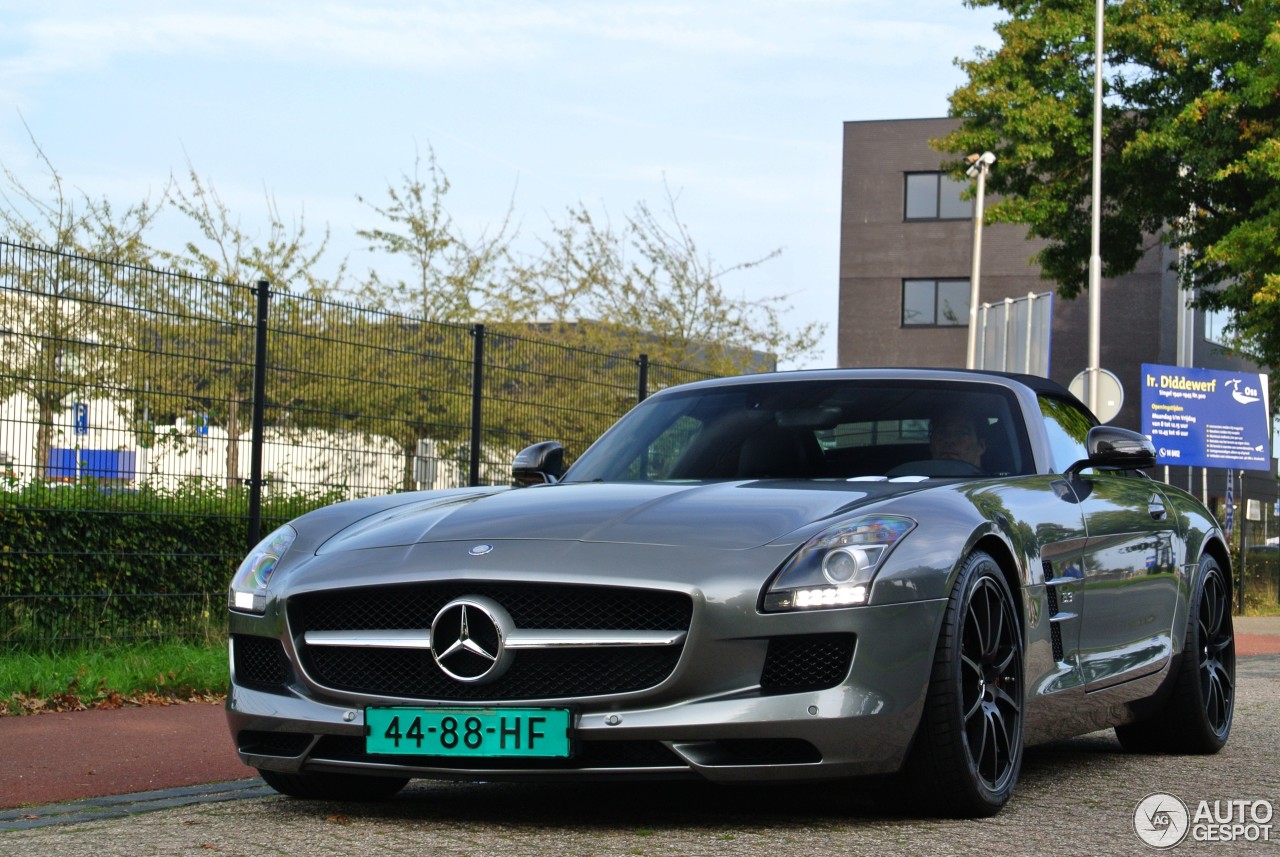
[365,707,572,758]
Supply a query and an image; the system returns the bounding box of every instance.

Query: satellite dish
[1070,369,1124,424]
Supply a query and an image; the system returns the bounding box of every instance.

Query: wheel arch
[1200,536,1233,594]
[969,533,1026,631]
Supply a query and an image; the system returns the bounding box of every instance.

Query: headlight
[228,524,296,614]
[762,516,915,611]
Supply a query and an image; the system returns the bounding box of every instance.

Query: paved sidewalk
[0,702,255,809]
[2,617,1278,812]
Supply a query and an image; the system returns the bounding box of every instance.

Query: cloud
[0,0,999,82]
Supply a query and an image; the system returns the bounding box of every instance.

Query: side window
[1038,395,1092,472]
[904,173,972,220]
[902,278,970,327]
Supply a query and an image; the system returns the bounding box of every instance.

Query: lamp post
[965,151,995,370]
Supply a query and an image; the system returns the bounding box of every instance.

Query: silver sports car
[226,369,1235,816]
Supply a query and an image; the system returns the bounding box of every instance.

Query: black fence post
[469,323,485,487]
[247,280,270,552]
[637,353,649,403]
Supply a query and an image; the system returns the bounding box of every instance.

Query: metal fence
[0,240,716,647]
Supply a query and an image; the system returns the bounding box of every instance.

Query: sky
[0,0,1004,369]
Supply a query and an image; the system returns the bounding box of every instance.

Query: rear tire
[259,769,409,801]
[1115,555,1235,754]
[902,551,1024,817]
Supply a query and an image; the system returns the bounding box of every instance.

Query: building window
[1203,306,1232,346]
[903,279,969,327]
[904,173,972,220]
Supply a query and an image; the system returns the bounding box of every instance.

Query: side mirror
[512,441,565,487]
[1066,426,1156,476]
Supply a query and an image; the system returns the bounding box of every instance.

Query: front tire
[903,551,1024,817]
[259,769,409,801]
[1115,555,1235,754]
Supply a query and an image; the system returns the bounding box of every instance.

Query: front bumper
[226,595,947,785]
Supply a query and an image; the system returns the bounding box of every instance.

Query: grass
[0,639,228,715]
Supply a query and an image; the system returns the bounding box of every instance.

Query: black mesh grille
[233,634,292,690]
[1044,562,1064,662]
[304,645,683,700]
[759,634,856,692]
[312,735,684,770]
[290,583,692,701]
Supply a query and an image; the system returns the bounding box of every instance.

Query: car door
[1070,469,1180,689]
[1034,394,1180,693]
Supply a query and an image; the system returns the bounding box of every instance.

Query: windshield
[562,378,1034,483]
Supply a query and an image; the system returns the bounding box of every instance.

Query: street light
[965,151,996,370]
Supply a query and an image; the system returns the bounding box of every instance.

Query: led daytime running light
[764,515,915,612]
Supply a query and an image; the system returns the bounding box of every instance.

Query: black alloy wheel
[959,572,1024,794]
[904,550,1024,817]
[1115,554,1235,754]
[1194,561,1235,742]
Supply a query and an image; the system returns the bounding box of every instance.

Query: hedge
[0,482,342,648]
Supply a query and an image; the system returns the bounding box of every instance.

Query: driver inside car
[929,410,987,469]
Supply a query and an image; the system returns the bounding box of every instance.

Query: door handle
[1148,495,1168,521]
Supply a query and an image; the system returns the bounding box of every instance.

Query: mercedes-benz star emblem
[430,596,516,683]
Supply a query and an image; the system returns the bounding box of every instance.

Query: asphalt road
[3,655,1278,856]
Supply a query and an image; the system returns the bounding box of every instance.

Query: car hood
[316,479,935,553]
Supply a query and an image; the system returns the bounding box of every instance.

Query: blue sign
[1141,364,1271,471]
[73,402,89,436]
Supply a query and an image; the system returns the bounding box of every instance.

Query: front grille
[312,735,685,770]
[292,583,691,633]
[232,634,292,691]
[304,645,683,700]
[759,634,856,693]
[290,583,692,701]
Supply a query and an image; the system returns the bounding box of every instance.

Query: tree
[150,164,341,488]
[0,129,163,479]
[937,1,1280,372]
[356,148,514,323]
[503,189,825,376]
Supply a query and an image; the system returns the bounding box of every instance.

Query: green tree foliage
[938,0,1280,369]
[353,160,825,472]
[356,149,513,323]
[4,141,823,493]
[0,129,163,478]
[503,189,824,376]
[150,164,341,487]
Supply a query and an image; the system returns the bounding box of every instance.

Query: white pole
[1088,0,1104,414]
[966,153,994,369]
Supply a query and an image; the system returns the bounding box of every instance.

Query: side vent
[1043,561,1064,662]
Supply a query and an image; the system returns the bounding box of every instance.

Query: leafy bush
[1241,548,1280,617]
[0,481,343,648]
